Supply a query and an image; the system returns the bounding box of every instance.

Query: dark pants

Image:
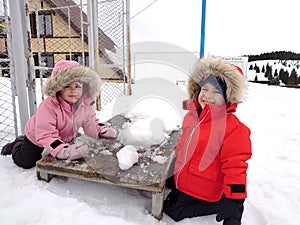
[164,158,243,224]
[12,136,44,169]
[164,175,218,222]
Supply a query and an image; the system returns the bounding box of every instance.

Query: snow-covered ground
[1,82,300,225]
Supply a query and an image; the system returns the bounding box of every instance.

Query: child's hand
[56,141,89,160]
[99,126,118,139]
[216,197,244,225]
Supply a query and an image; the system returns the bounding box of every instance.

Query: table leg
[151,187,165,220]
[36,170,54,182]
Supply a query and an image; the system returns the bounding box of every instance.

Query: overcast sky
[130,0,300,57]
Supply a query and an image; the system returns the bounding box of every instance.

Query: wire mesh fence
[97,0,131,105]
[28,0,130,106]
[0,0,18,148]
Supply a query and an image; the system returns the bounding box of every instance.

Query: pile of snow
[112,99,180,170]
[98,79,186,170]
[118,115,170,148]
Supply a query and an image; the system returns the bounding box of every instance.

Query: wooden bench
[36,115,180,220]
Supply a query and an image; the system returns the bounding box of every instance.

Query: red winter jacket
[174,101,252,202]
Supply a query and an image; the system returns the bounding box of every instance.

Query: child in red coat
[164,57,252,225]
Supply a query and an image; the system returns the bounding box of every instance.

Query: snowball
[116,145,139,170]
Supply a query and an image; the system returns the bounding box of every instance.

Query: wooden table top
[36,115,180,188]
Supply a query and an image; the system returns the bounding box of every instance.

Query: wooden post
[96,95,101,110]
[151,187,165,220]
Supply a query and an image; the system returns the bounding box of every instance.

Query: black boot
[1,136,25,155]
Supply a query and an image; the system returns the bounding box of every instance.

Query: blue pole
[200,0,206,58]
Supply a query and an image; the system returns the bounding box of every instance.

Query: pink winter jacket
[25,95,105,157]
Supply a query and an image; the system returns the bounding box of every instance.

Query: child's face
[198,83,225,108]
[60,82,83,104]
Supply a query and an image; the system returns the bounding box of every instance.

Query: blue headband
[199,74,227,101]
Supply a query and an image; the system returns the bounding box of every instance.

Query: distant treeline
[249,62,300,86]
[246,51,300,62]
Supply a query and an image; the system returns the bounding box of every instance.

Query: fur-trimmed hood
[187,57,246,104]
[43,65,101,98]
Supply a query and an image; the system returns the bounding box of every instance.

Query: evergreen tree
[254,64,260,73]
[274,69,278,77]
[279,70,290,85]
[279,69,285,84]
[265,63,273,80]
[289,69,299,85]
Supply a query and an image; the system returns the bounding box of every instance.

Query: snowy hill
[1,82,300,225]
[247,59,300,83]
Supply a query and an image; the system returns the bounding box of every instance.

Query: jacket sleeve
[80,105,103,139]
[33,101,67,157]
[220,120,252,199]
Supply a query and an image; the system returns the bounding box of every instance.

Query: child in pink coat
[1,60,117,168]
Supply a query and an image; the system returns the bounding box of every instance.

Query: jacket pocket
[188,159,219,182]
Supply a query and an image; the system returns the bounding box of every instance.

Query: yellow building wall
[0,39,6,53]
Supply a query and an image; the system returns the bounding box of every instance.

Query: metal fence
[0,0,18,149]
[29,0,130,105]
[0,0,130,148]
[97,0,132,103]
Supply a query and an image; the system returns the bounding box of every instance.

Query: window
[33,53,54,77]
[38,14,52,37]
[30,12,53,38]
[41,55,54,69]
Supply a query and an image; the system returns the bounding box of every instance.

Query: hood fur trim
[43,66,102,98]
[187,57,245,103]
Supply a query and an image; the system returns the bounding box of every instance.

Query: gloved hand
[56,141,89,160]
[216,197,244,225]
[99,126,118,139]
